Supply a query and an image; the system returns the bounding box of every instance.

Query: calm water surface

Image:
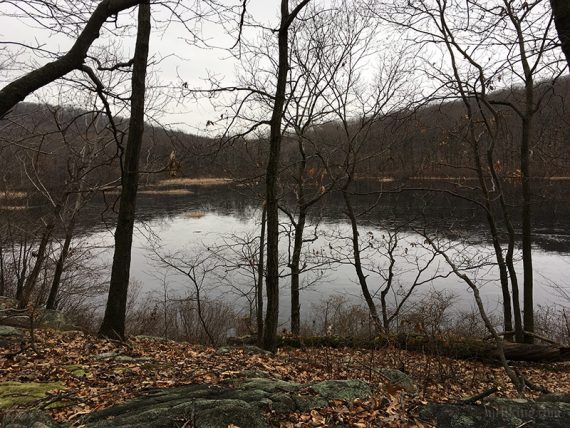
[80,184,570,324]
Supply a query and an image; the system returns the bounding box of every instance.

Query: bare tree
[262,0,312,351]
[387,0,563,343]
[0,0,146,118]
[551,0,570,69]
[99,0,151,340]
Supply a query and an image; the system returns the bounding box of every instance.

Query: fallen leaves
[1,329,569,427]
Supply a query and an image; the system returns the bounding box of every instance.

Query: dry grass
[138,189,194,196]
[157,177,233,187]
[184,210,206,219]
[0,191,27,199]
[0,205,27,210]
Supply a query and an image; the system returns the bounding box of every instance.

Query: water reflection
[81,184,570,323]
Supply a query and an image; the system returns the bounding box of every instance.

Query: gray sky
[0,0,281,135]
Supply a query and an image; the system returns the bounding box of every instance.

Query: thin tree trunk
[263,0,311,351]
[0,245,5,296]
[19,221,55,308]
[342,189,383,335]
[290,208,306,335]
[14,236,29,302]
[485,146,524,342]
[256,204,266,346]
[521,115,534,343]
[98,1,151,340]
[45,222,74,310]
[551,0,570,71]
[380,237,396,333]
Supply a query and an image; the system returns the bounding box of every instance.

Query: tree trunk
[487,149,524,342]
[256,204,266,346]
[551,0,570,71]
[263,0,311,352]
[342,189,383,335]
[470,134,514,337]
[521,115,534,343]
[0,246,5,296]
[98,1,151,340]
[45,223,74,310]
[0,0,144,119]
[290,208,306,335]
[380,240,396,333]
[14,239,29,302]
[18,221,55,309]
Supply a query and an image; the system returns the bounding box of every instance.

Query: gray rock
[378,368,417,393]
[37,310,77,331]
[215,346,231,355]
[83,377,372,427]
[0,297,18,311]
[420,398,570,428]
[309,379,372,401]
[0,309,77,332]
[242,345,273,355]
[92,352,153,363]
[0,325,23,337]
[1,409,58,428]
[93,352,122,360]
[537,392,570,403]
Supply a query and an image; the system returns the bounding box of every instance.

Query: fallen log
[499,341,570,362]
[228,334,570,362]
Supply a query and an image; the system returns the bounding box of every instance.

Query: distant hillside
[1,76,569,193]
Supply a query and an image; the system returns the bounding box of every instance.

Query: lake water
[80,182,570,326]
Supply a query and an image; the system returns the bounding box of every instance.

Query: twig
[460,386,498,404]
[514,368,551,394]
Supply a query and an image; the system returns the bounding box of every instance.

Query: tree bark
[551,0,570,71]
[262,0,311,352]
[18,221,55,309]
[0,0,143,119]
[98,0,150,340]
[290,208,306,335]
[256,204,266,346]
[521,114,534,343]
[45,222,74,310]
[342,188,383,335]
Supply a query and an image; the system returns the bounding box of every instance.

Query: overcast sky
[0,0,283,135]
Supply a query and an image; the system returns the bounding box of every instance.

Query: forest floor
[1,330,570,426]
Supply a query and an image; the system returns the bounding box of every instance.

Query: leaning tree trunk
[342,188,383,335]
[551,0,570,71]
[98,1,151,340]
[45,222,74,310]
[0,0,143,119]
[18,220,55,309]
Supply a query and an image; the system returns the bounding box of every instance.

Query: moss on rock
[0,382,65,410]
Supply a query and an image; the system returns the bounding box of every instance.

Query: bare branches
[0,0,145,118]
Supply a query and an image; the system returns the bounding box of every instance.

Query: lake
[79,181,570,327]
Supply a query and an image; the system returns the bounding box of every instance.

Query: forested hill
[2,75,570,192]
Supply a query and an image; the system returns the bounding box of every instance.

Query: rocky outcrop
[0,382,65,410]
[83,376,372,428]
[420,398,570,428]
[377,368,417,394]
[1,409,58,428]
[0,308,78,332]
[0,326,23,347]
